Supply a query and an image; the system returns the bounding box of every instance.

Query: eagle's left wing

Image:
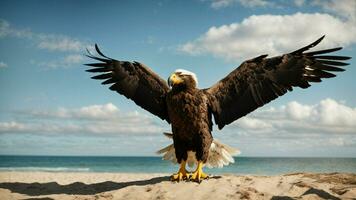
[205,36,351,129]
[85,45,170,123]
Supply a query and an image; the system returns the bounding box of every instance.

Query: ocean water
[0,156,355,175]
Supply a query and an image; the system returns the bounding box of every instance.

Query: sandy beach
[0,172,355,200]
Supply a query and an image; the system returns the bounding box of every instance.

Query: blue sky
[0,0,355,157]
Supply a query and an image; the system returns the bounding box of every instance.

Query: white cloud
[210,0,236,9]
[63,54,85,64]
[312,0,356,21]
[0,61,8,68]
[27,103,120,120]
[76,103,119,119]
[0,121,27,132]
[0,19,10,37]
[234,117,272,130]
[294,0,305,7]
[37,34,89,52]
[0,19,90,53]
[0,19,92,69]
[1,100,355,155]
[238,0,270,7]
[1,103,167,135]
[180,12,356,60]
[3,99,354,137]
[32,54,85,69]
[316,98,356,127]
[0,19,33,39]
[285,101,314,120]
[232,98,356,135]
[209,0,270,9]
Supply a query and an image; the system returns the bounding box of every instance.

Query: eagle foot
[170,170,189,182]
[190,161,209,182]
[170,161,189,182]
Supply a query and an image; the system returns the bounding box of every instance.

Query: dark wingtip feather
[95,44,111,59]
[306,47,343,56]
[85,48,93,56]
[84,63,107,67]
[85,55,109,63]
[313,55,351,60]
[86,68,111,73]
[91,73,112,80]
[291,35,325,54]
[317,60,349,66]
[305,76,322,82]
[308,35,325,48]
[318,65,345,72]
[252,54,268,61]
[102,78,116,85]
[319,71,336,78]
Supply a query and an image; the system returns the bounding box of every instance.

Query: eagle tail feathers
[156,133,240,169]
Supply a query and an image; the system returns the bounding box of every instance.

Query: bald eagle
[85,36,351,182]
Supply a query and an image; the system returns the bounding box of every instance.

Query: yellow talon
[170,160,189,182]
[190,161,209,182]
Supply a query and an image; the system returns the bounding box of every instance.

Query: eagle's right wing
[205,36,351,129]
[85,45,170,123]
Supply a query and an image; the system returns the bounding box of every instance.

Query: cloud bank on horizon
[1,98,355,135]
[1,98,355,156]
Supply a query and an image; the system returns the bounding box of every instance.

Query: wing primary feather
[251,54,268,62]
[85,55,109,63]
[318,70,336,78]
[299,81,311,88]
[86,68,111,73]
[306,47,342,55]
[86,48,93,56]
[95,44,111,59]
[84,63,108,67]
[91,73,112,80]
[316,60,349,66]
[305,76,322,82]
[313,55,351,60]
[291,35,325,54]
[109,83,120,91]
[163,132,173,138]
[311,70,336,78]
[316,64,345,72]
[101,78,116,85]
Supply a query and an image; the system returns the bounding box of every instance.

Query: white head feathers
[175,69,198,86]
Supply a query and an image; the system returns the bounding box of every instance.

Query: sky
[0,0,355,157]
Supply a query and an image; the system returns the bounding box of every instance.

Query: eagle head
[168,69,198,89]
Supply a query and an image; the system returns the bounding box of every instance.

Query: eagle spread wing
[206,36,351,129]
[85,45,170,123]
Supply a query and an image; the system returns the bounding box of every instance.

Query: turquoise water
[0,156,355,175]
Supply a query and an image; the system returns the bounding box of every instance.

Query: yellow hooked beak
[168,73,183,87]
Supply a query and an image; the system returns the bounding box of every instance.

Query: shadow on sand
[0,175,222,196]
[271,187,341,200]
[0,176,170,196]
